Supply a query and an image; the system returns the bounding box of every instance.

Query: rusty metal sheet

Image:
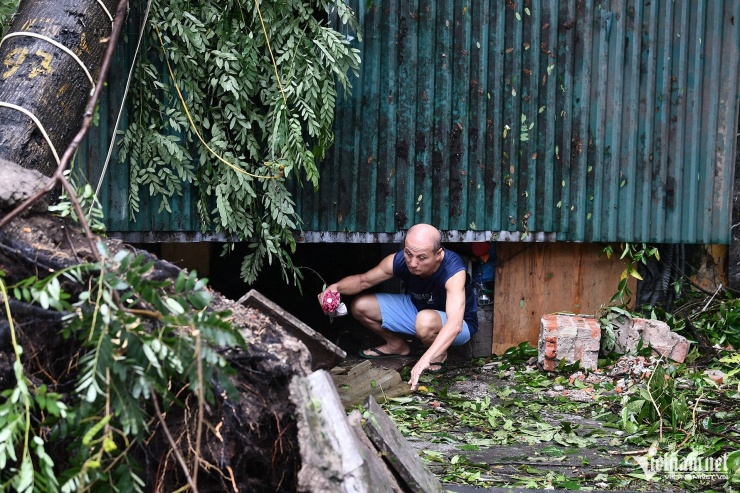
[296,0,740,243]
[81,1,740,244]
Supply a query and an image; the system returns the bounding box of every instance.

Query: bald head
[405,224,442,253]
[402,224,443,277]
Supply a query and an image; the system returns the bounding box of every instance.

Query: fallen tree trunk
[0,190,314,491]
[0,2,326,490]
[0,0,116,175]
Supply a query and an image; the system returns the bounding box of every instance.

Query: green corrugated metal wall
[88,0,740,244]
[79,3,205,241]
[297,0,740,243]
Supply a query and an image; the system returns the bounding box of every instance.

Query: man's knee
[351,294,377,318]
[415,310,443,339]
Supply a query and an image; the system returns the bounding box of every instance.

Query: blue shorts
[375,293,471,347]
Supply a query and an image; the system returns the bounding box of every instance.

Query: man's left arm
[408,270,467,390]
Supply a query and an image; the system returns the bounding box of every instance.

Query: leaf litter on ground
[379,342,740,492]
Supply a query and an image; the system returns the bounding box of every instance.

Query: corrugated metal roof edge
[295,231,559,243]
[108,229,732,245]
[108,230,559,243]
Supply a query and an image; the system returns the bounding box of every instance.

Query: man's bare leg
[415,309,448,365]
[351,294,410,356]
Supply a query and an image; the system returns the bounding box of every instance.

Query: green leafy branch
[0,0,19,36]
[0,272,63,493]
[601,243,660,307]
[48,170,107,235]
[119,0,361,284]
[0,241,244,492]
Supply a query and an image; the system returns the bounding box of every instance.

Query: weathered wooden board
[363,395,444,493]
[493,243,636,355]
[239,289,346,370]
[160,242,212,277]
[347,410,405,493]
[289,370,403,493]
[330,360,411,408]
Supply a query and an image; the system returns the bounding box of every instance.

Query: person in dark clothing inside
[319,224,477,390]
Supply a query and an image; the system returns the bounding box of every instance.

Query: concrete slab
[363,395,445,493]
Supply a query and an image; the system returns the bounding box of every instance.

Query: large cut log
[0,0,117,175]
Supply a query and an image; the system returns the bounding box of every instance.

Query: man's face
[403,236,442,278]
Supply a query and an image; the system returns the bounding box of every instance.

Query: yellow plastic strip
[254,0,287,105]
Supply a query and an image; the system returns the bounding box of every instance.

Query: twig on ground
[700,427,740,445]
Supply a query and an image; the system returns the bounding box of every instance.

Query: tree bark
[0,0,116,176]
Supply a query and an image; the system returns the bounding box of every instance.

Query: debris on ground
[367,343,739,492]
[330,360,412,408]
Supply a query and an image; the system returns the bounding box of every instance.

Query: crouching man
[318,224,478,390]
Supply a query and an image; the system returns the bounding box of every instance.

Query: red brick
[538,314,600,371]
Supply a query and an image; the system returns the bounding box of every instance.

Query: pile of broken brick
[538,313,689,371]
[533,313,727,402]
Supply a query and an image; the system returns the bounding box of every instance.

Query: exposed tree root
[0,209,311,492]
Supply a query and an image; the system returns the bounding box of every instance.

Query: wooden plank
[493,243,636,355]
[363,395,444,493]
[289,370,402,493]
[238,289,346,370]
[331,362,411,409]
[347,411,405,493]
[160,243,211,277]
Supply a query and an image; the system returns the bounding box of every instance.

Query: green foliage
[0,273,65,492]
[0,243,244,492]
[499,341,537,363]
[601,243,660,307]
[0,0,19,36]
[119,0,360,284]
[619,363,689,438]
[720,352,740,380]
[660,288,740,351]
[47,171,107,234]
[598,306,632,356]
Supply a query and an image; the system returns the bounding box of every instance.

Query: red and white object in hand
[321,290,347,319]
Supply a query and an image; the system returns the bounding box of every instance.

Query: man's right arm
[319,253,396,299]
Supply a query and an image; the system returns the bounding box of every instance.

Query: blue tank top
[392,249,479,335]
